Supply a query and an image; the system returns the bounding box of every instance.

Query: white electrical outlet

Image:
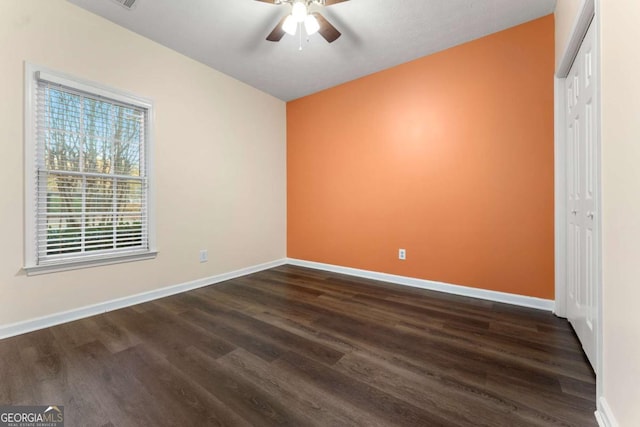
[398,248,406,260]
[199,249,208,263]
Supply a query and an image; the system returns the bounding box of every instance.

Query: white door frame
[553,0,604,419]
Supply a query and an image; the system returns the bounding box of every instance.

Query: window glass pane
[114,106,142,176]
[83,98,112,138]
[45,131,80,172]
[85,176,114,216]
[85,176,114,251]
[47,89,81,133]
[84,136,112,174]
[116,179,143,248]
[45,174,83,255]
[45,88,82,172]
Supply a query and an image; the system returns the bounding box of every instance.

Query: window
[25,64,156,274]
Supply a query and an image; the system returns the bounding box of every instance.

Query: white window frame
[24,63,157,275]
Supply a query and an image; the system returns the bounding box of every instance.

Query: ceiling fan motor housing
[262,0,345,43]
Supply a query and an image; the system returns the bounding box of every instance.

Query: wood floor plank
[217,348,386,427]
[0,265,596,426]
[396,320,594,383]
[108,304,237,360]
[112,344,253,426]
[275,350,454,426]
[167,345,308,426]
[180,294,345,365]
[486,373,598,426]
[334,350,558,427]
[87,314,142,354]
[65,340,165,426]
[0,335,39,404]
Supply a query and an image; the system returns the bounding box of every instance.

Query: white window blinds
[32,73,151,267]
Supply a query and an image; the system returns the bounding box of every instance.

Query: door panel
[565,21,597,370]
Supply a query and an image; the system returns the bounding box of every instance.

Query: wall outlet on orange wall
[399,249,406,260]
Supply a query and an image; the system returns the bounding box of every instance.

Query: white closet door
[565,21,598,370]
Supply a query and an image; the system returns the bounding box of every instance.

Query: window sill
[24,250,158,276]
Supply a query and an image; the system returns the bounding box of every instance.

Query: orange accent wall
[287,15,555,299]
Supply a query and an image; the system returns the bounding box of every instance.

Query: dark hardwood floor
[0,265,596,426]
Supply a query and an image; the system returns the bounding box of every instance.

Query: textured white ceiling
[68,0,556,101]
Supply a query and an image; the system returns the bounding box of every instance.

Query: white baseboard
[595,397,619,427]
[287,258,555,311]
[0,258,287,340]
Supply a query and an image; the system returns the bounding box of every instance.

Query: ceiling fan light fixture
[291,1,308,22]
[261,0,344,44]
[304,14,320,35]
[282,14,298,36]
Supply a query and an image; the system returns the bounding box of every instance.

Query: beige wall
[600,1,640,425]
[0,1,286,327]
[554,0,585,71]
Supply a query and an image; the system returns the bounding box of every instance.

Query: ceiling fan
[257,0,349,43]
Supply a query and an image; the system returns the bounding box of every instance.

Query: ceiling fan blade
[324,0,350,5]
[312,12,341,43]
[266,15,288,41]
